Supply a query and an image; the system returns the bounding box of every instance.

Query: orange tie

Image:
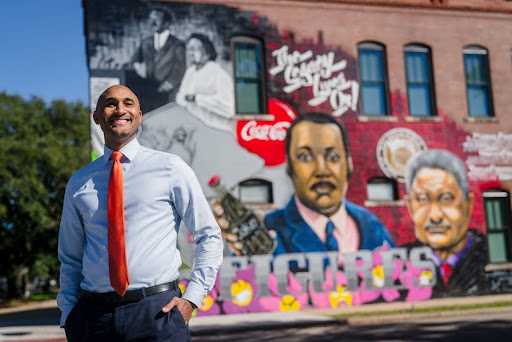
[108,151,130,295]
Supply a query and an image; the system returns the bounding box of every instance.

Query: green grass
[332,301,512,320]
[27,292,57,301]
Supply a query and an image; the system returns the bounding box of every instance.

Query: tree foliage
[0,92,90,298]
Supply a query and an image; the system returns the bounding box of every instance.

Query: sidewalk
[1,294,512,340]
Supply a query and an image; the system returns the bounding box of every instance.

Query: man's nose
[314,156,330,176]
[428,202,443,224]
[115,103,127,114]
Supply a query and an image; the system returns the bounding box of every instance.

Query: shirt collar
[102,138,140,164]
[430,232,474,267]
[294,195,347,235]
[154,30,170,50]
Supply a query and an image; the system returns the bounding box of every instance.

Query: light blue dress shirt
[57,138,223,327]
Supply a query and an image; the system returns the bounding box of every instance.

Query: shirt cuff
[181,281,206,309]
[59,303,76,328]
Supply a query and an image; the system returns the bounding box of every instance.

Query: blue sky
[0,0,88,104]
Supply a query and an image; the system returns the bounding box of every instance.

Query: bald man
[58,85,222,341]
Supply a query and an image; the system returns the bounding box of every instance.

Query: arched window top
[358,41,385,50]
[463,45,488,55]
[404,43,431,53]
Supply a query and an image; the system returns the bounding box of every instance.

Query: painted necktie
[325,220,339,251]
[441,263,453,286]
[108,151,130,295]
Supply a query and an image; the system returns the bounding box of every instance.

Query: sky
[0,0,88,104]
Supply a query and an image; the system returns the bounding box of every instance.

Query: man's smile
[109,116,132,126]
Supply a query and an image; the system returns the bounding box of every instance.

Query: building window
[231,36,266,114]
[358,42,389,116]
[404,44,436,116]
[239,179,273,204]
[367,177,398,201]
[463,46,494,117]
[483,190,512,263]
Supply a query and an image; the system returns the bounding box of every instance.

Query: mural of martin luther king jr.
[265,113,395,259]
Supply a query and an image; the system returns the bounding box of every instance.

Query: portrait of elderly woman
[176,33,235,133]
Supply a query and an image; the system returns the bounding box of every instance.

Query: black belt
[80,281,178,306]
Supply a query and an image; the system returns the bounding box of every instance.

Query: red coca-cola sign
[236,98,297,166]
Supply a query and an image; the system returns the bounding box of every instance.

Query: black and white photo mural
[87,0,285,200]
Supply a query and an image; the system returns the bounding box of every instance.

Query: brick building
[84,0,512,314]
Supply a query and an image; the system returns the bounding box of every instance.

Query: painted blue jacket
[265,197,395,256]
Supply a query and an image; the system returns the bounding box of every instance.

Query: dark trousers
[65,289,190,342]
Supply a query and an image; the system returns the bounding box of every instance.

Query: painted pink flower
[357,245,401,304]
[308,268,363,308]
[399,260,433,302]
[221,265,310,314]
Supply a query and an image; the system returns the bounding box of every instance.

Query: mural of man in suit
[264,113,395,260]
[403,149,489,297]
[129,8,186,112]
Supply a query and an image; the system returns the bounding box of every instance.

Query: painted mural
[86,0,512,317]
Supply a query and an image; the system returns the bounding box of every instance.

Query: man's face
[288,121,352,217]
[148,10,167,33]
[93,85,142,150]
[406,167,474,251]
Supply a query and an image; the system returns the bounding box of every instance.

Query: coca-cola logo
[236,98,297,167]
[240,121,290,142]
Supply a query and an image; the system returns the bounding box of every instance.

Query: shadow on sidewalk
[0,307,61,327]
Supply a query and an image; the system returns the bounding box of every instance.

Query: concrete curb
[189,311,336,335]
[345,306,512,326]
[0,300,58,315]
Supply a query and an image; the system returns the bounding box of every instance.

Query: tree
[0,92,90,298]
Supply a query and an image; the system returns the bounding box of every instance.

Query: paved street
[1,299,512,341]
[193,308,512,342]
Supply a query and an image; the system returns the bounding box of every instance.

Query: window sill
[364,200,405,207]
[357,115,398,122]
[404,116,443,123]
[464,117,499,124]
[234,114,275,121]
[485,263,512,272]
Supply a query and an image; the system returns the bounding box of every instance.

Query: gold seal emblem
[376,128,427,182]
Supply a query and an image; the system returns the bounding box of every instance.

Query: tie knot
[111,151,123,162]
[325,221,335,236]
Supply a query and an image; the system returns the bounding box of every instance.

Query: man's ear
[93,111,99,125]
[404,194,413,216]
[347,156,354,179]
[466,192,475,216]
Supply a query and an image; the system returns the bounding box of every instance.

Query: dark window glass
[404,45,435,116]
[232,37,266,114]
[483,190,512,263]
[463,47,493,117]
[358,42,389,115]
